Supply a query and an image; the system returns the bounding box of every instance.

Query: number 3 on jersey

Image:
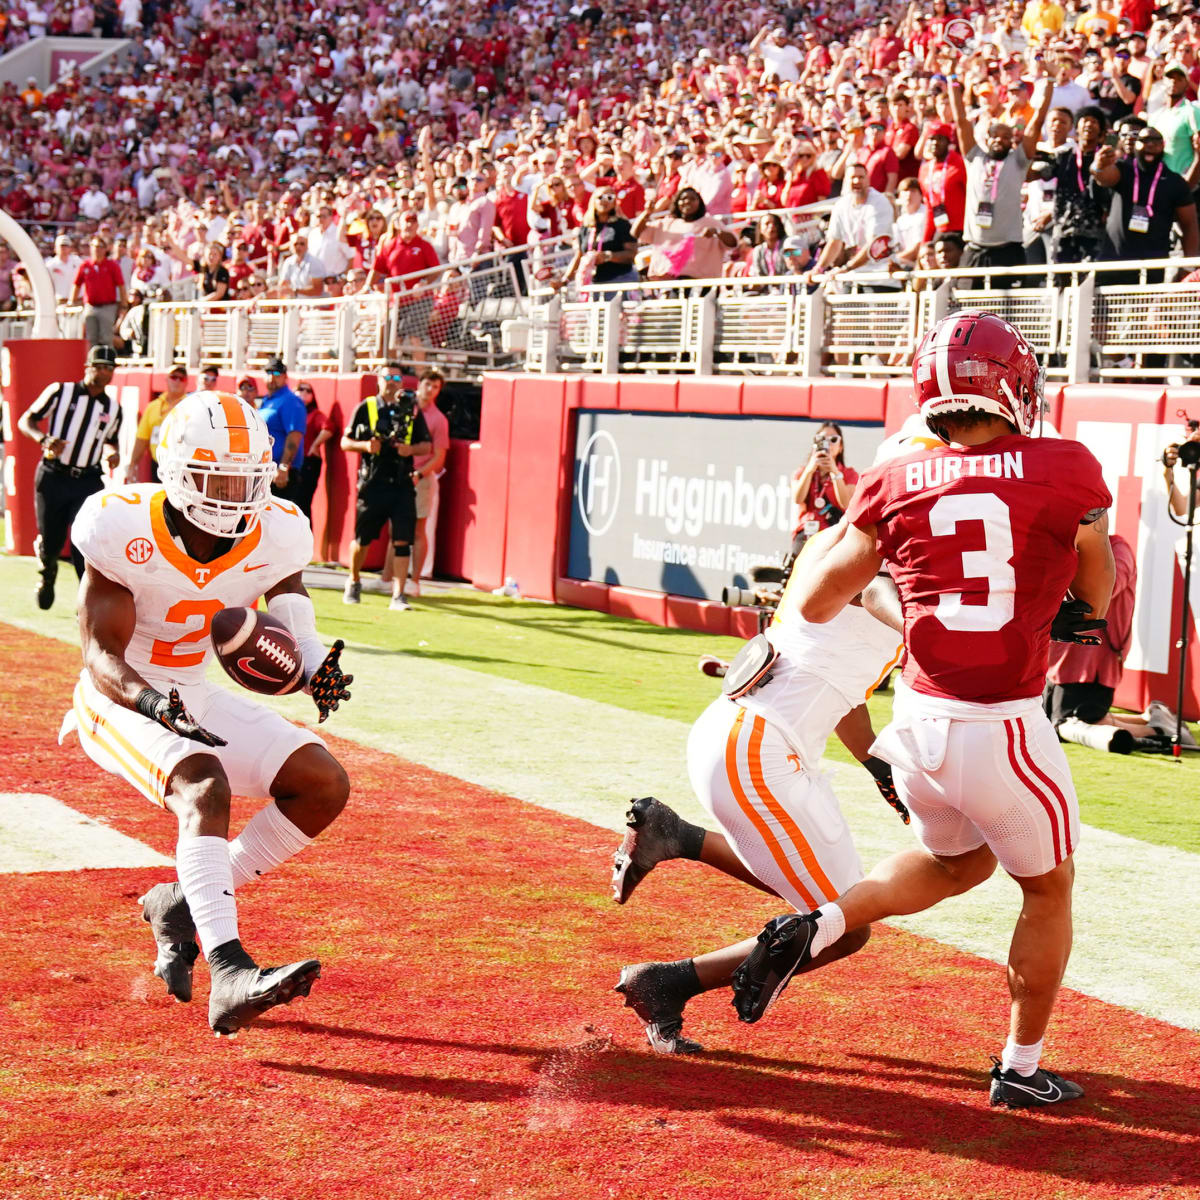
[928,494,1015,632]
[150,599,225,668]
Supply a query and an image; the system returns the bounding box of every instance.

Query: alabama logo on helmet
[912,310,1044,439]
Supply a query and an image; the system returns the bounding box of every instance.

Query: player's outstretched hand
[153,688,228,747]
[864,755,910,824]
[1050,597,1107,645]
[309,640,353,723]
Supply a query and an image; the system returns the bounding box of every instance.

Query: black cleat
[139,882,200,1003]
[989,1059,1085,1109]
[36,576,54,611]
[731,912,819,1023]
[614,962,703,1055]
[611,796,694,904]
[208,942,320,1037]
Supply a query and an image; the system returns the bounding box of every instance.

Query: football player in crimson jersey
[61,392,352,1037]
[731,311,1116,1110]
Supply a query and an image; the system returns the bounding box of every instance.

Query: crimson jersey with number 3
[845,433,1111,703]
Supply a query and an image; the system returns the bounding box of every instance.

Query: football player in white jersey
[60,391,353,1037]
[611,531,906,1054]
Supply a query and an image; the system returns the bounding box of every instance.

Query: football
[210,607,305,696]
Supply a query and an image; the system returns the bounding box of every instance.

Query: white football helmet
[157,390,275,537]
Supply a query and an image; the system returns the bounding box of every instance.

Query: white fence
[7,254,1200,384]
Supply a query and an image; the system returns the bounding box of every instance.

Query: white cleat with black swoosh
[988,1059,1085,1109]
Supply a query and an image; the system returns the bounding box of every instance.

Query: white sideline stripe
[0,793,171,873]
[3,602,1198,1032]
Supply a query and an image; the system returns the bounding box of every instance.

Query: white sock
[809,902,847,957]
[229,802,313,891]
[175,835,239,958]
[1001,1037,1044,1077]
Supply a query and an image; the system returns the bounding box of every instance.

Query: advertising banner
[568,410,885,599]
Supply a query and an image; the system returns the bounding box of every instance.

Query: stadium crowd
[3,0,1200,329]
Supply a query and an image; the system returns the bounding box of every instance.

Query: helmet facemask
[160,453,274,537]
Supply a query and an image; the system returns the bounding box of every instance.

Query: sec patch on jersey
[211,607,305,696]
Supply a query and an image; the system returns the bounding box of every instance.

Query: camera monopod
[1165,419,1200,758]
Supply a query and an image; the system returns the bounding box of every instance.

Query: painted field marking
[2,600,1198,1032]
[0,793,171,873]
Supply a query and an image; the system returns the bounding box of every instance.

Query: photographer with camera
[792,423,858,533]
[340,362,432,612]
[1163,418,1200,518]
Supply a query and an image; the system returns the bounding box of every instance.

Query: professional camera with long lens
[721,562,797,633]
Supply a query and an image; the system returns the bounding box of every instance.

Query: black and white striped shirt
[28,382,123,471]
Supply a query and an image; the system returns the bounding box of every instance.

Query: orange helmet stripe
[217,394,250,454]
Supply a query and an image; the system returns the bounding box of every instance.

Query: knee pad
[392,542,411,556]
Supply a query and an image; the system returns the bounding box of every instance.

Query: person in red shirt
[68,235,127,348]
[785,141,831,208]
[860,122,900,195]
[887,94,922,182]
[612,152,646,219]
[735,312,1115,1110]
[752,160,788,209]
[370,211,440,289]
[868,16,903,71]
[917,123,967,240]
[493,162,532,249]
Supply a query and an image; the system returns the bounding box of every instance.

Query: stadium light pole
[0,207,61,338]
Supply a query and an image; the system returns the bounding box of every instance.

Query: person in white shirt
[754,27,804,84]
[1049,59,1092,116]
[45,235,83,301]
[307,205,354,277]
[79,182,111,221]
[807,162,901,289]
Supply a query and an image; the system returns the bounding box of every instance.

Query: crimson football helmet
[158,390,276,537]
[912,310,1044,439]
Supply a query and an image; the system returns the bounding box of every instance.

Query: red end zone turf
[0,625,1198,1200]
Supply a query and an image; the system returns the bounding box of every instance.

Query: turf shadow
[263,1024,1199,1186]
[258,1058,528,1102]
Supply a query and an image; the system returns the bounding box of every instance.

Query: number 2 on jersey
[150,599,225,668]
[928,494,1015,632]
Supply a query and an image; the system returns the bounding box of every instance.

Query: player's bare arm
[1071,509,1115,620]
[263,571,353,723]
[79,564,150,708]
[795,520,883,623]
[79,564,225,746]
[860,573,903,631]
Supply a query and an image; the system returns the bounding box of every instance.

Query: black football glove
[309,640,353,723]
[1050,597,1106,646]
[864,755,910,825]
[136,687,227,747]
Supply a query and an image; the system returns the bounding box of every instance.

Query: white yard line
[0,793,171,873]
[4,600,1198,1032]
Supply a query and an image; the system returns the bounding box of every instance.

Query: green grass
[308,587,1200,856]
[3,554,1198,854]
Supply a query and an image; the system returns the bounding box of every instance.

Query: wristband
[134,687,168,720]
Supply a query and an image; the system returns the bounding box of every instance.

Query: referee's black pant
[34,461,103,581]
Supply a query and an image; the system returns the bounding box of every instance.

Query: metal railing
[6,254,1200,384]
[525,257,1200,383]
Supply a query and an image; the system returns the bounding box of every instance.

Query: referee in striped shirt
[16,345,123,610]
